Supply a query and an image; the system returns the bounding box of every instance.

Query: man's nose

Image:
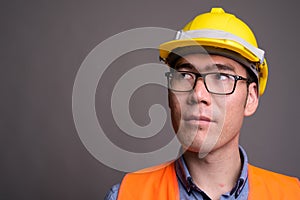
[190,78,211,104]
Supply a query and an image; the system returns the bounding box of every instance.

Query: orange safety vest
[118,162,300,200]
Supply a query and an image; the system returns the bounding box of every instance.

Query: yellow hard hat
[159,8,268,96]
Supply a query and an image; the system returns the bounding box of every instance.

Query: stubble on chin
[175,120,225,158]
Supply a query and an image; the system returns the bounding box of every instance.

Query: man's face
[168,53,258,155]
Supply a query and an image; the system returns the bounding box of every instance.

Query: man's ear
[244,82,259,116]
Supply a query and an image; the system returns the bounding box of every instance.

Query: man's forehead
[174,53,244,73]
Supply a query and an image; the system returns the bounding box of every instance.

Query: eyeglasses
[165,70,249,95]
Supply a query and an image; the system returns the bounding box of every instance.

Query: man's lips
[184,115,214,126]
[185,115,212,122]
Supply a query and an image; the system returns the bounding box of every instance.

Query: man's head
[159,8,267,154]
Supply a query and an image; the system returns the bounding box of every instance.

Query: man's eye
[179,72,194,80]
[213,73,232,81]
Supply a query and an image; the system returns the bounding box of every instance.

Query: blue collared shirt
[105,146,249,200]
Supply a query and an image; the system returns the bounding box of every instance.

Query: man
[105,8,300,200]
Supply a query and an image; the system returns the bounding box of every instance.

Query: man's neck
[183,138,242,200]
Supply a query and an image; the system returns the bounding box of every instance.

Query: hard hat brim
[159,38,260,63]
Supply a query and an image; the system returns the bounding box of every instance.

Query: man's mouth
[184,115,214,126]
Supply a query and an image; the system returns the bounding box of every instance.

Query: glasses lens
[205,73,235,94]
[169,71,194,91]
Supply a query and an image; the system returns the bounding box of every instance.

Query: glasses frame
[165,70,249,95]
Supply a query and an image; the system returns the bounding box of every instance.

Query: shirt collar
[175,146,248,197]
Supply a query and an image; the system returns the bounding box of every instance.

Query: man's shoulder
[248,164,300,198]
[104,184,120,200]
[104,161,176,200]
[249,164,299,184]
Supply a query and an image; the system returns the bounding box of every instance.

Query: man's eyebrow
[174,62,236,73]
[174,63,195,70]
[204,64,236,72]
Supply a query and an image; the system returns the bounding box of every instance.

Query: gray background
[1,0,300,199]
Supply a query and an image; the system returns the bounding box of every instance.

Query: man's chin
[181,142,205,153]
[181,140,220,158]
